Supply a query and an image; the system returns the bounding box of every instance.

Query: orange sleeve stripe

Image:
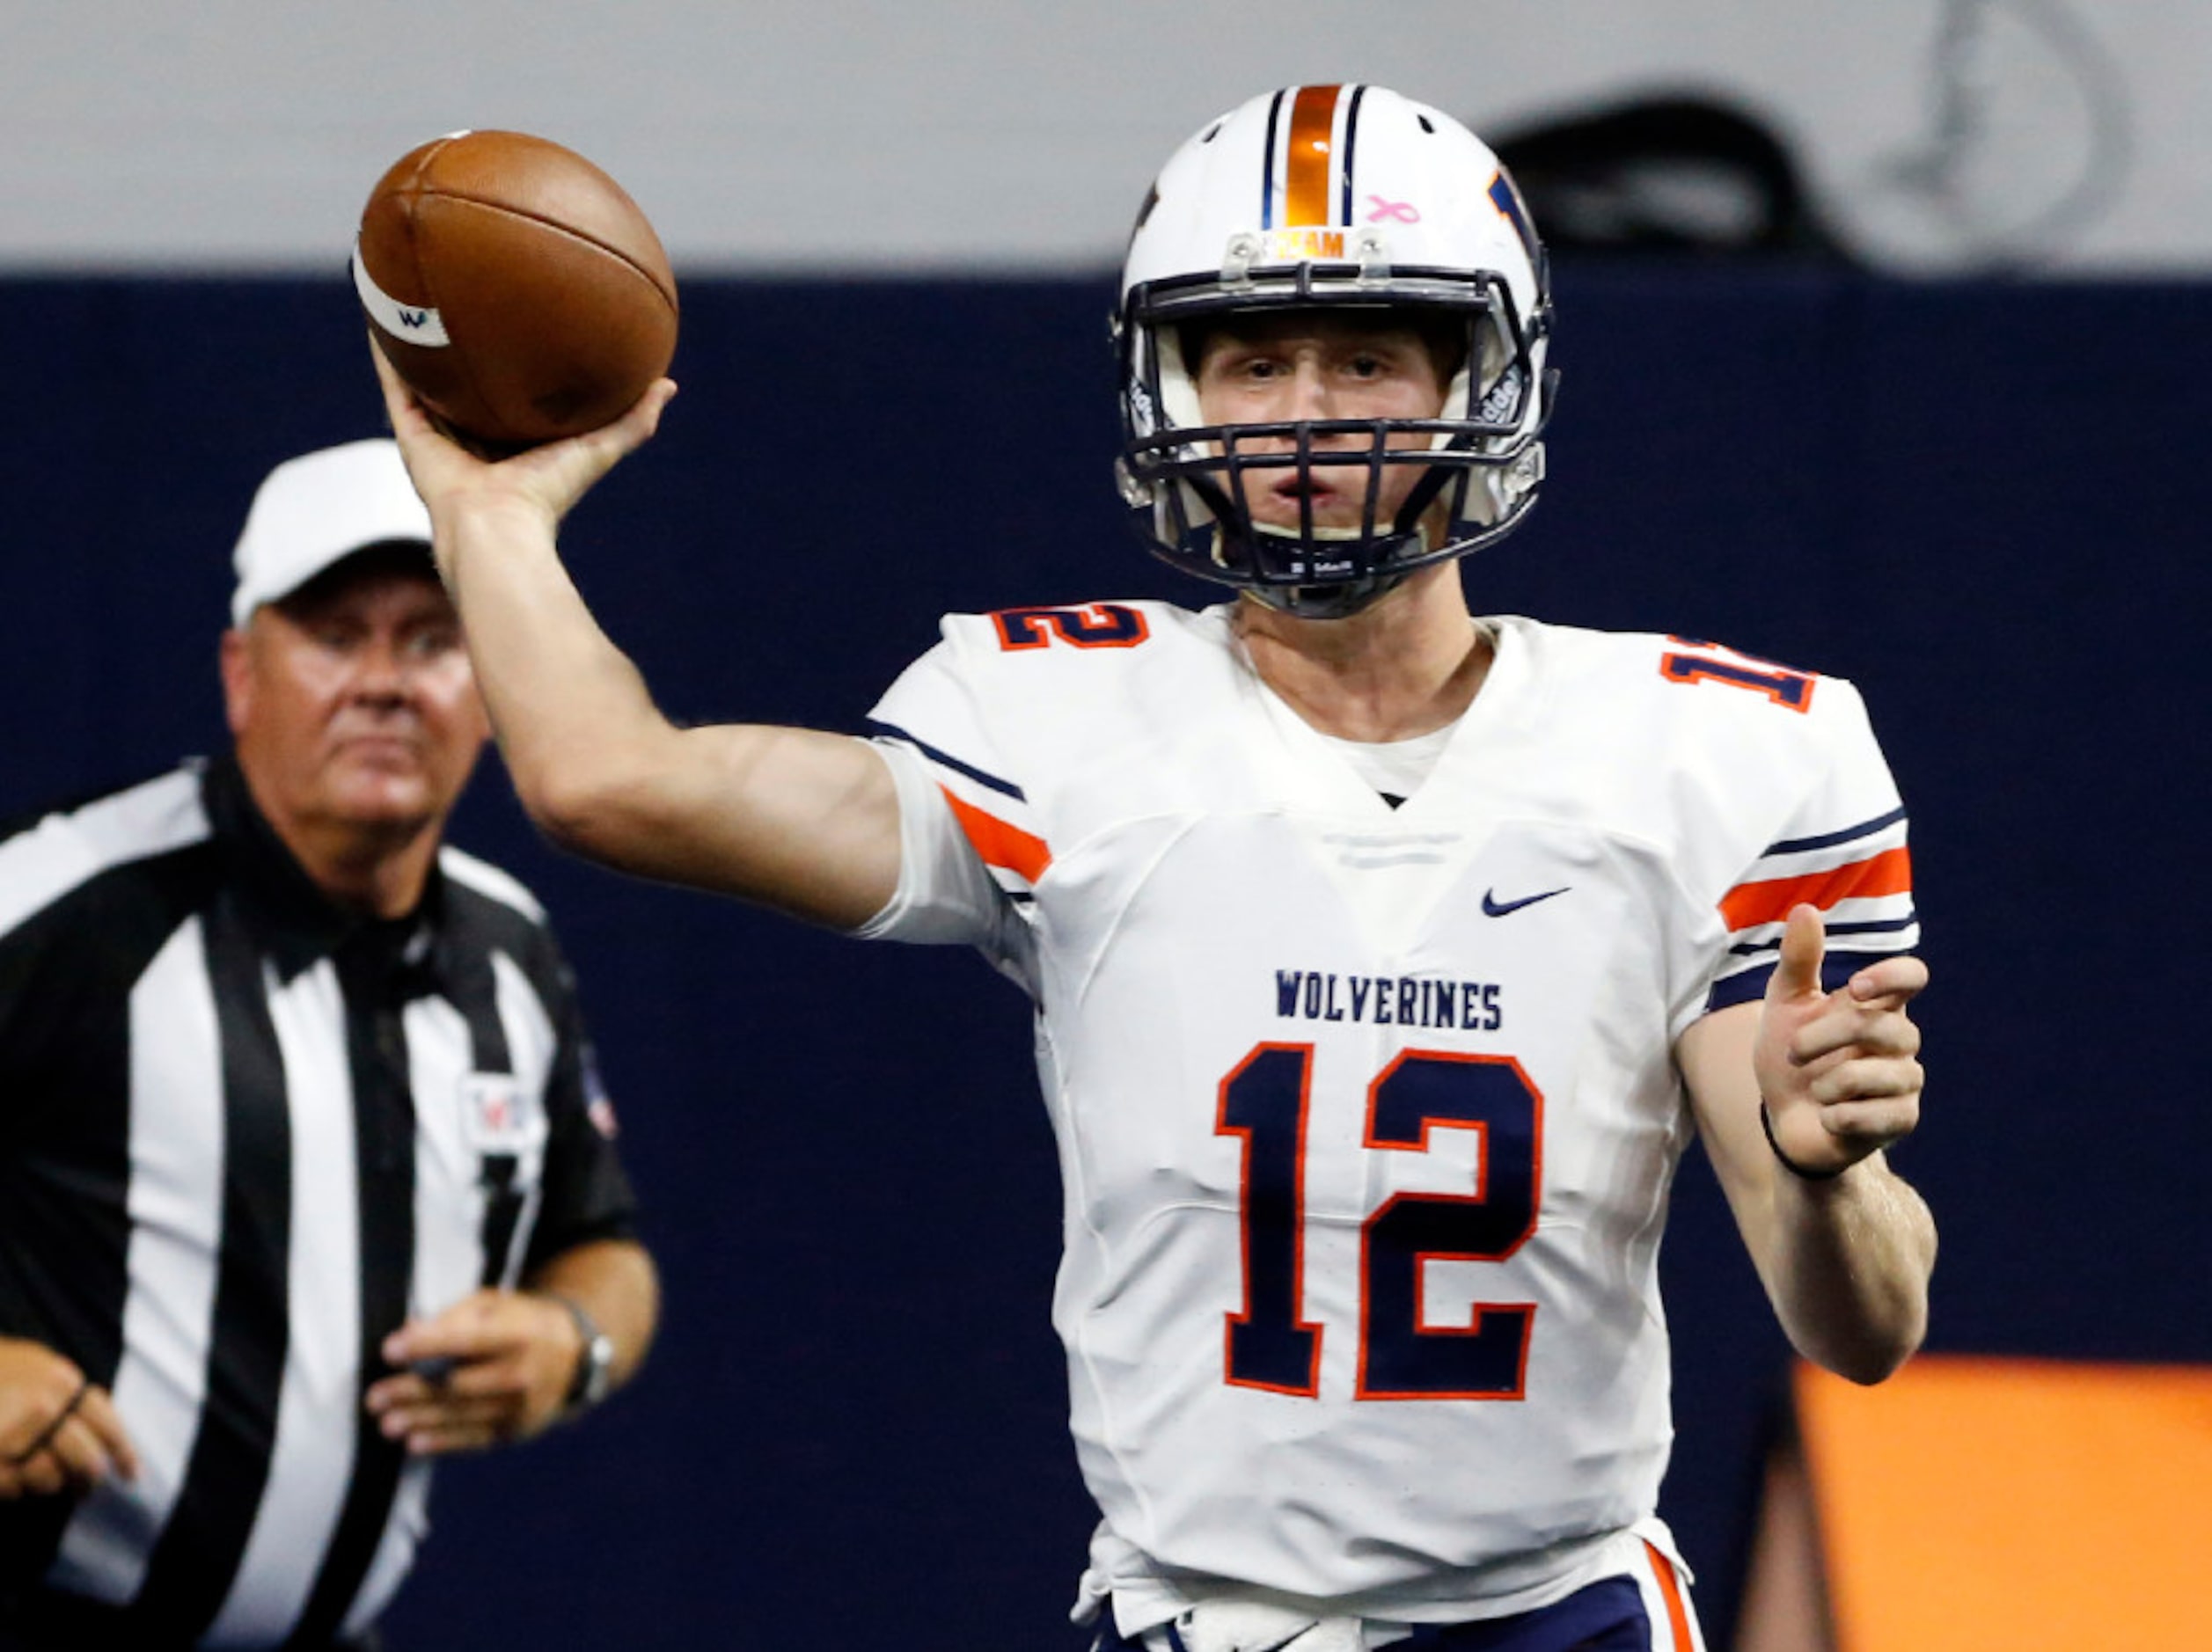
[1285,84,1341,226]
[940,786,1051,882]
[1721,844,1914,930]
[1641,1539,1694,1650]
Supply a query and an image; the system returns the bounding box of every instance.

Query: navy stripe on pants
[1088,1575,1650,1652]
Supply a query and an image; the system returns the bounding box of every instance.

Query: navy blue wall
[3,270,2206,1649]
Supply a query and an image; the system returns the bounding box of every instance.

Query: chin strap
[1235,512,1433,618]
[1245,571,1407,619]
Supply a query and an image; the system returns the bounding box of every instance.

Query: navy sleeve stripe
[866,720,1027,802]
[1705,951,1876,1012]
[1762,804,1909,858]
[1726,911,1921,957]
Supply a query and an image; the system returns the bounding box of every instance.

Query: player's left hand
[1754,903,1926,1178]
[366,1290,584,1456]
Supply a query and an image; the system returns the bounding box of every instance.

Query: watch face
[582,1334,615,1405]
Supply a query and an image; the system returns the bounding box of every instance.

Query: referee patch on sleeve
[582,1046,619,1139]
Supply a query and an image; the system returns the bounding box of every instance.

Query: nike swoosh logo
[1482,886,1569,917]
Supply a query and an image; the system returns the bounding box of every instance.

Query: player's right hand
[0,1337,139,1499]
[1754,903,1926,1177]
[370,336,677,559]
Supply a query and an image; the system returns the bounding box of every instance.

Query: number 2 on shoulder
[1217,1044,1542,1401]
[991,603,1151,650]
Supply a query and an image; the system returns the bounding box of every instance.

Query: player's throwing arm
[371,347,901,929]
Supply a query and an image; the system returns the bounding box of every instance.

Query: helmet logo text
[1263,228,1344,260]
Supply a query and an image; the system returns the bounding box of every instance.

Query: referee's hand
[368,1290,582,1456]
[0,1337,139,1499]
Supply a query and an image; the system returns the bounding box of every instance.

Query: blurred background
[3,3,2207,1647]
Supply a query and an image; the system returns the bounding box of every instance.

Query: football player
[376,84,1935,1652]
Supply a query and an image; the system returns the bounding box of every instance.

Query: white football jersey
[861,602,1916,1630]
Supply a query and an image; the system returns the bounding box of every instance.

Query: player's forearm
[434,494,678,831]
[525,1238,659,1393]
[431,500,902,925]
[627,724,905,925]
[1764,1158,1935,1384]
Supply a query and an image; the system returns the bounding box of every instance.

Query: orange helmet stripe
[1284,84,1343,227]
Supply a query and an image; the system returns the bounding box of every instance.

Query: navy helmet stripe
[1260,88,1286,230]
[1340,84,1366,226]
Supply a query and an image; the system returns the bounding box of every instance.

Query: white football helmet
[1116,85,1556,617]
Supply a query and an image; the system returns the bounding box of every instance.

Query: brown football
[355,130,678,448]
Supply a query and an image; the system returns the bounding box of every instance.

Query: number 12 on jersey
[1218,1044,1542,1401]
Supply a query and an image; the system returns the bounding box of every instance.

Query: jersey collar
[202,754,446,989]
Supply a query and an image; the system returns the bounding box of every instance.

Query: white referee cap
[230,438,434,628]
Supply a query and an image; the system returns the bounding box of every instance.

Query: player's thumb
[1768,903,1827,1000]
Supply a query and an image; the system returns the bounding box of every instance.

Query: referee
[0,440,661,1650]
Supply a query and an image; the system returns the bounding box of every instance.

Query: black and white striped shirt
[0,757,637,1648]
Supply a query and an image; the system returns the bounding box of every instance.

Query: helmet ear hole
[1156,325,1205,432]
[1407,311,1471,390]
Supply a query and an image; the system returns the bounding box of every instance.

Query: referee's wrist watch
[546,1291,615,1418]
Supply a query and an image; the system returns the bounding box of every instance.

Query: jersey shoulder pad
[866,600,1229,895]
